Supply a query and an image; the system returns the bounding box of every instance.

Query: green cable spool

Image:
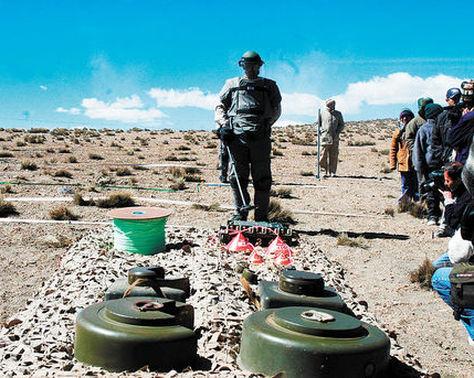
[74,297,197,372]
[109,207,172,255]
[239,307,390,378]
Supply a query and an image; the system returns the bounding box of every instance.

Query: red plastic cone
[248,249,264,264]
[266,236,292,257]
[274,250,293,266]
[226,231,254,253]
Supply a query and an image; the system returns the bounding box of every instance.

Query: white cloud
[39,85,48,91]
[273,119,306,127]
[56,107,81,115]
[334,72,462,114]
[81,95,166,123]
[148,87,218,110]
[282,92,323,117]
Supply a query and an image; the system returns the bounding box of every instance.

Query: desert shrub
[58,148,71,153]
[29,128,49,134]
[184,174,203,182]
[384,207,395,217]
[46,148,55,153]
[68,156,78,163]
[88,153,104,160]
[132,165,148,171]
[380,165,391,174]
[73,192,95,206]
[116,167,133,176]
[51,128,70,136]
[176,145,191,151]
[0,184,13,194]
[111,141,122,148]
[300,170,313,177]
[336,233,368,249]
[272,148,284,157]
[204,142,217,149]
[49,205,78,220]
[95,192,135,208]
[21,160,38,171]
[370,147,378,153]
[170,178,186,191]
[409,258,435,289]
[302,150,316,156]
[168,167,186,178]
[347,140,376,146]
[191,202,225,212]
[24,135,46,144]
[53,169,73,178]
[0,196,18,217]
[379,149,390,155]
[126,150,135,156]
[398,197,426,219]
[270,187,293,199]
[137,155,145,160]
[16,141,26,147]
[165,154,179,161]
[267,199,296,224]
[0,151,14,158]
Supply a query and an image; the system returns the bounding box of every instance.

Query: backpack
[449,263,474,320]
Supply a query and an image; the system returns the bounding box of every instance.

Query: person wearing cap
[404,97,434,151]
[317,99,345,177]
[447,80,474,165]
[432,88,463,169]
[389,108,418,202]
[413,103,444,225]
[215,51,282,221]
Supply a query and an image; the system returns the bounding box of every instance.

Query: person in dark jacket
[404,97,433,150]
[413,103,444,225]
[432,88,462,168]
[447,80,474,164]
[436,162,472,237]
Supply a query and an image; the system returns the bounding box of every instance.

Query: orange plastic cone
[226,231,254,253]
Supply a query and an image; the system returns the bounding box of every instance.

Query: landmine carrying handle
[124,267,191,298]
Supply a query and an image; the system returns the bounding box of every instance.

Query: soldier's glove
[219,124,234,143]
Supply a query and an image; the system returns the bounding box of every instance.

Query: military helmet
[446,87,461,101]
[239,51,264,66]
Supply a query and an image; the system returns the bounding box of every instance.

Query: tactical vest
[227,78,273,136]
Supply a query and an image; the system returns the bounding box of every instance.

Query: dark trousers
[219,141,229,181]
[418,169,442,219]
[399,170,419,202]
[228,135,272,221]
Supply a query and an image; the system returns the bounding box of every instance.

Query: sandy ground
[0,123,473,376]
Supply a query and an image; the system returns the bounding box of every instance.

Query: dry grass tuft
[267,199,296,224]
[0,196,18,217]
[20,160,38,171]
[384,207,395,217]
[409,258,435,289]
[116,167,133,176]
[68,156,78,163]
[53,169,73,178]
[336,233,368,249]
[73,192,95,206]
[0,151,14,158]
[191,202,225,212]
[169,178,186,191]
[270,187,293,199]
[88,153,104,160]
[398,197,427,219]
[300,170,313,177]
[49,205,78,220]
[95,192,135,208]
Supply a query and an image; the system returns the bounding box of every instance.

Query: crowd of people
[390,82,474,345]
[214,50,474,347]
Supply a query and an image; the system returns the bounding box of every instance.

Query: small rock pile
[0,227,425,377]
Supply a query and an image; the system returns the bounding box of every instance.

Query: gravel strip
[0,227,425,377]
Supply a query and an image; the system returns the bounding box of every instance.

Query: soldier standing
[215,51,282,221]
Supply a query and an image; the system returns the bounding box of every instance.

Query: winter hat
[399,109,414,120]
[326,98,336,107]
[417,97,433,110]
[424,103,443,120]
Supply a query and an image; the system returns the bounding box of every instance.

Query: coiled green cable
[113,217,168,255]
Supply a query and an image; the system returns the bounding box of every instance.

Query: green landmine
[239,306,390,378]
[105,266,190,302]
[259,269,350,314]
[74,297,196,372]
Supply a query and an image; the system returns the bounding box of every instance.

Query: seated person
[432,141,474,345]
[436,162,472,237]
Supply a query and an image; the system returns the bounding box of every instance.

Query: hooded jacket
[447,110,474,164]
[413,119,437,172]
[389,125,412,172]
[431,106,462,167]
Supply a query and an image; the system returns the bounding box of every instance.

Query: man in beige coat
[318,99,345,176]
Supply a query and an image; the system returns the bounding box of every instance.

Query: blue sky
[1,0,473,130]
